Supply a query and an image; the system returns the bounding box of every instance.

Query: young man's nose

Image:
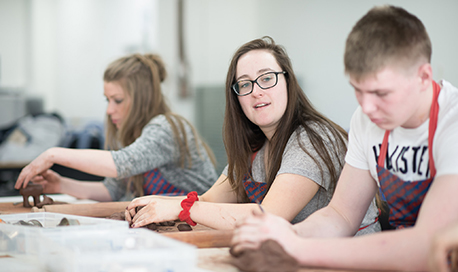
[360,95,377,115]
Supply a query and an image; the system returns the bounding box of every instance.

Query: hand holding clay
[231,211,297,258]
[126,196,182,228]
[15,149,55,189]
[30,169,63,194]
[429,222,458,272]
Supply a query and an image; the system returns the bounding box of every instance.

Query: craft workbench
[0,195,389,272]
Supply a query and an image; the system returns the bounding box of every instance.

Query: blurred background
[0,0,457,195]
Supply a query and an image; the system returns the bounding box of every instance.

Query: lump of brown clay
[135,205,145,213]
[177,223,192,231]
[106,211,126,221]
[158,221,176,226]
[19,183,43,208]
[145,223,158,231]
[229,239,299,272]
[36,195,54,208]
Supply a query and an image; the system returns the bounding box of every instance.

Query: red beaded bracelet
[178,191,199,226]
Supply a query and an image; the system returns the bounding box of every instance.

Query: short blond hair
[344,5,431,81]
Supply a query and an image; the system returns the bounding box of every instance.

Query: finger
[127,197,151,211]
[232,225,264,247]
[19,169,35,189]
[40,170,53,178]
[239,213,265,227]
[31,175,44,182]
[231,240,260,255]
[14,170,27,189]
[132,206,150,223]
[125,209,132,223]
[125,207,137,223]
[131,212,155,228]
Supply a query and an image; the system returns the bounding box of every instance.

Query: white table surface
[0,194,98,204]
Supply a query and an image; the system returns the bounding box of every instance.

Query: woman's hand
[231,211,298,256]
[125,196,182,228]
[30,169,63,194]
[15,148,55,189]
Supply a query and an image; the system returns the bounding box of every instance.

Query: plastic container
[41,228,196,272]
[0,212,128,255]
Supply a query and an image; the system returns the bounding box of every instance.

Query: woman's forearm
[47,147,117,177]
[190,201,261,230]
[59,177,113,202]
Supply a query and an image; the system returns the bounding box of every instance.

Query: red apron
[242,151,268,203]
[377,81,441,228]
[142,168,186,196]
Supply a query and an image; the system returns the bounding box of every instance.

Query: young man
[231,5,458,271]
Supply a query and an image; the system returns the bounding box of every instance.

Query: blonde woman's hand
[15,148,55,189]
[429,222,458,272]
[231,210,298,256]
[30,169,63,194]
[125,196,182,228]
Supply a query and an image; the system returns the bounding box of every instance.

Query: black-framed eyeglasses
[232,71,286,96]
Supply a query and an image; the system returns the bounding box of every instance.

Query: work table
[0,195,392,272]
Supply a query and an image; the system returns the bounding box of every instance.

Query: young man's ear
[417,63,433,90]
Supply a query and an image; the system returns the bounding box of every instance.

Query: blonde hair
[104,54,215,196]
[344,5,431,81]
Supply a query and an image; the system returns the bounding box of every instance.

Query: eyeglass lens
[235,72,279,95]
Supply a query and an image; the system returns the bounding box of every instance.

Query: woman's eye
[115,99,123,104]
[240,82,250,89]
[261,75,273,82]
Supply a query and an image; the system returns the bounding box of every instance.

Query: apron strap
[377,130,391,166]
[428,81,441,177]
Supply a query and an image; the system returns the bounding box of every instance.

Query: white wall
[179,0,458,129]
[1,0,159,127]
[1,0,457,130]
[0,0,29,88]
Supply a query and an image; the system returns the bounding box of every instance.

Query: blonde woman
[15,54,217,201]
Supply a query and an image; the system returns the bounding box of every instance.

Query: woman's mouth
[254,103,270,109]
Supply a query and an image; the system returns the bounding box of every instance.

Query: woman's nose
[251,83,264,97]
[106,102,115,115]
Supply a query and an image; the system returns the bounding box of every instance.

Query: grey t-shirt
[223,124,380,234]
[103,115,217,201]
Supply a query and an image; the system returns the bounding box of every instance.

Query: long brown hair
[224,37,348,202]
[104,54,215,196]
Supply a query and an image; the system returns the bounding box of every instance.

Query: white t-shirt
[346,80,458,186]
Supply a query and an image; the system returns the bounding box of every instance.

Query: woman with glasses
[15,54,217,202]
[125,37,379,234]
